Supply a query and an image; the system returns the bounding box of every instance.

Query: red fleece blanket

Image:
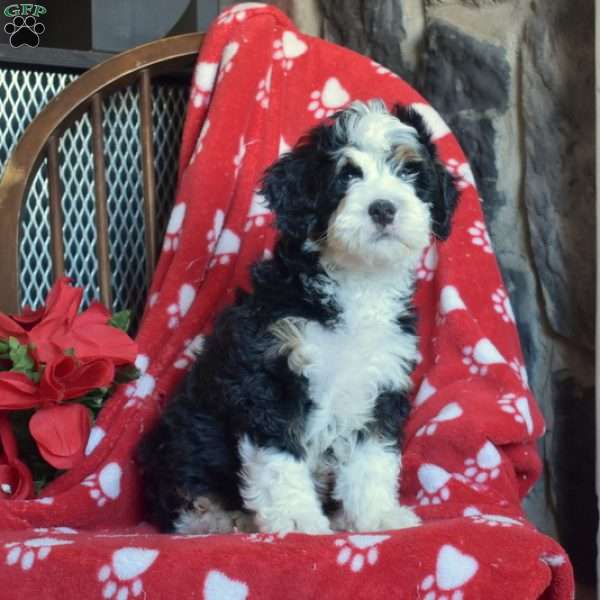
[0,4,573,598]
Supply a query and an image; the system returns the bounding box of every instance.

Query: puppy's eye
[338,164,363,183]
[399,161,420,178]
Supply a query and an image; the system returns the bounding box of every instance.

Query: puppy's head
[261,100,458,270]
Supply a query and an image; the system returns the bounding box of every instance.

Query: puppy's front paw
[257,510,332,535]
[353,504,421,533]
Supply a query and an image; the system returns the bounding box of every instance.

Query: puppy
[137,100,458,535]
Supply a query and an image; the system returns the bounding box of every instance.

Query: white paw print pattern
[410,103,451,142]
[125,354,155,408]
[463,507,523,528]
[419,545,479,600]
[540,553,567,568]
[463,442,501,483]
[255,66,271,108]
[414,377,437,407]
[204,570,249,600]
[334,535,390,573]
[417,244,438,281]
[147,292,159,308]
[174,335,205,370]
[416,402,463,437]
[167,284,196,329]
[191,118,210,165]
[217,2,265,25]
[191,62,218,108]
[245,191,271,231]
[491,287,515,323]
[207,210,241,269]
[5,534,75,571]
[233,135,246,177]
[417,464,452,506]
[498,393,533,435]
[279,136,291,156]
[439,286,466,317]
[273,30,308,71]
[510,358,529,389]
[468,220,493,254]
[461,338,506,376]
[82,462,122,507]
[308,77,350,119]
[218,41,239,81]
[370,60,395,76]
[446,158,475,191]
[98,547,159,600]
[84,425,106,456]
[163,203,186,251]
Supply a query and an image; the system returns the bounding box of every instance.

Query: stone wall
[263,0,596,582]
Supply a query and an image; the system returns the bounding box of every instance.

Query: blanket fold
[0,4,572,598]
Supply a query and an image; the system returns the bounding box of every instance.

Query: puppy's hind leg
[174,496,257,534]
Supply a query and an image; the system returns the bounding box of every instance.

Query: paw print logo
[334,535,390,573]
[124,354,156,408]
[308,77,350,119]
[509,358,529,389]
[207,210,241,269]
[463,507,523,528]
[410,103,451,143]
[190,118,210,165]
[217,2,266,25]
[446,158,475,191]
[498,393,534,434]
[167,284,196,329]
[491,287,515,323]
[98,547,159,600]
[417,244,438,281]
[273,30,308,71]
[191,62,218,108]
[245,191,272,231]
[81,462,122,507]
[279,136,291,156]
[163,203,186,252]
[419,544,479,600]
[416,464,452,506]
[467,220,493,254]
[218,41,240,81]
[463,441,501,483]
[414,377,437,407]
[5,536,74,571]
[256,66,272,108]
[5,15,45,48]
[416,402,463,437]
[461,338,506,376]
[174,335,205,370]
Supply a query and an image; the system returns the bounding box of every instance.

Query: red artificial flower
[0,372,40,410]
[39,356,115,405]
[0,414,33,499]
[29,404,91,470]
[55,302,137,366]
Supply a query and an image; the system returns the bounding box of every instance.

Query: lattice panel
[0,67,188,316]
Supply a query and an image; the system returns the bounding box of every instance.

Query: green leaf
[114,365,140,384]
[8,336,39,381]
[64,347,75,356]
[108,310,131,333]
[0,339,9,358]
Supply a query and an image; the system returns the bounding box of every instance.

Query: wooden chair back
[0,32,204,314]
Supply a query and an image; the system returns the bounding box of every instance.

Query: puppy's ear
[393,104,459,241]
[260,144,313,240]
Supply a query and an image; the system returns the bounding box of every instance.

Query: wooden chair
[0,32,204,315]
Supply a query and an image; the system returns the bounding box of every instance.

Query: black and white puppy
[137,100,458,535]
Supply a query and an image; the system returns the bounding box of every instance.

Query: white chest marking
[292,271,417,464]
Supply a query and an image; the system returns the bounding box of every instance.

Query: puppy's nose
[368,199,396,226]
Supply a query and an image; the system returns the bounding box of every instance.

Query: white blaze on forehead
[337,100,418,154]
